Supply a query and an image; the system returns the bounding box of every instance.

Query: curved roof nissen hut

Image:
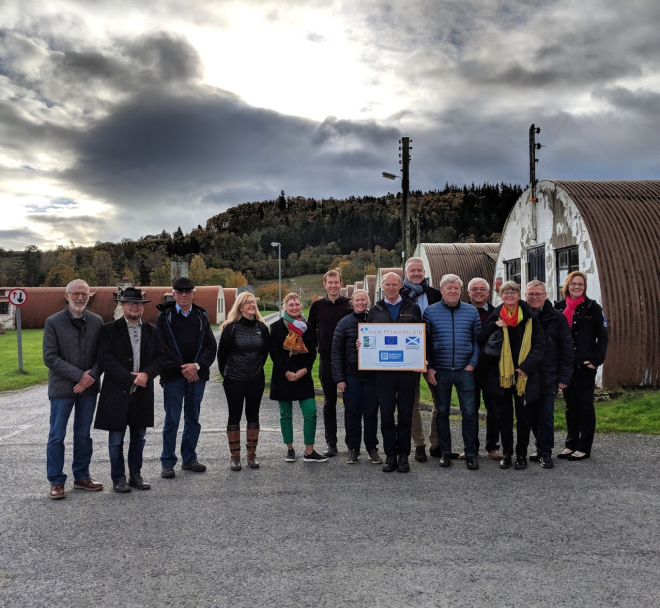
[5,286,226,329]
[496,179,660,387]
[415,243,500,302]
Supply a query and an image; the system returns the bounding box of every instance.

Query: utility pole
[529,123,543,243]
[400,137,412,262]
[529,124,542,201]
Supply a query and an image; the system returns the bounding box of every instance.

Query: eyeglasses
[526,292,546,297]
[173,290,193,294]
[469,287,488,292]
[568,282,585,287]
[501,290,520,296]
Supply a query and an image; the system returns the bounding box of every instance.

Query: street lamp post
[271,242,282,317]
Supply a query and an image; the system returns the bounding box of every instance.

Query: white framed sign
[358,323,426,371]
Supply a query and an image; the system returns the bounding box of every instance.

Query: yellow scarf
[499,318,533,395]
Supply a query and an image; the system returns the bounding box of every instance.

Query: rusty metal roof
[4,286,222,328]
[548,180,660,386]
[420,243,500,301]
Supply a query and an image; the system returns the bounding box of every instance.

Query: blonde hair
[350,288,369,307]
[221,291,264,329]
[499,280,521,295]
[282,292,300,308]
[562,271,587,299]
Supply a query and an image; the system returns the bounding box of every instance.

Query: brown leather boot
[246,423,260,469]
[227,424,241,471]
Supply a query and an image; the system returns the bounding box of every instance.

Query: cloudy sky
[1,0,659,250]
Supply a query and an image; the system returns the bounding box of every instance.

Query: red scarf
[500,305,522,327]
[563,296,585,327]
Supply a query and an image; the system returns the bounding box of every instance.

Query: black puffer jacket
[217,317,269,381]
[534,300,575,395]
[555,297,608,368]
[477,300,545,402]
[331,311,372,384]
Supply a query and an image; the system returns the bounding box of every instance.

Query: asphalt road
[1,371,659,607]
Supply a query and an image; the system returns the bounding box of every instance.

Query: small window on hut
[505,259,521,286]
[556,246,579,293]
[0,302,9,314]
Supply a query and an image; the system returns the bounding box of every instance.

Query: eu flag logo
[384,336,398,345]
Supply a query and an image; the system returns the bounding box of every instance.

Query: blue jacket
[424,300,481,370]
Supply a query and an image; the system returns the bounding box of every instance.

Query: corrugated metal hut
[496,179,660,387]
[346,285,354,298]
[364,275,377,304]
[4,286,225,328]
[355,281,364,290]
[415,243,500,302]
[223,288,237,318]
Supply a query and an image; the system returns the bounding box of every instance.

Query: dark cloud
[0,228,49,247]
[596,86,660,117]
[312,116,400,147]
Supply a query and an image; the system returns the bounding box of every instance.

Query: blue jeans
[161,378,206,467]
[109,426,147,482]
[530,393,555,457]
[344,377,379,452]
[433,369,478,456]
[47,394,97,485]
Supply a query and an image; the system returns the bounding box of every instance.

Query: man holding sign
[366,272,422,473]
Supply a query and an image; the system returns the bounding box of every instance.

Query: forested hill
[1,182,522,287]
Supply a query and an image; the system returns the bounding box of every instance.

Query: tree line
[0,182,521,288]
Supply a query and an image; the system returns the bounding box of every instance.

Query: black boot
[382,455,397,473]
[397,454,410,473]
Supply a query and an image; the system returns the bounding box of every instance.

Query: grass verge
[0,330,49,391]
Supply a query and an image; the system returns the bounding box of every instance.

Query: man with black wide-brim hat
[94,287,166,492]
[156,277,217,478]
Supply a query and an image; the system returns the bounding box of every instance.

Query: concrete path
[1,373,659,607]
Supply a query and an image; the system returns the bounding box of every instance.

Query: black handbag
[483,329,503,357]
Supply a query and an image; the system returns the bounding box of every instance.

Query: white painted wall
[495,181,604,384]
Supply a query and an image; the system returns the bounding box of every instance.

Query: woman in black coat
[269,293,326,463]
[217,291,269,471]
[555,271,608,461]
[477,281,545,470]
[331,289,380,465]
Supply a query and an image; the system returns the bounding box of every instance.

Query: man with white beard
[43,279,104,499]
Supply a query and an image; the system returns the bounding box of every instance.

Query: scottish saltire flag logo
[406,336,420,346]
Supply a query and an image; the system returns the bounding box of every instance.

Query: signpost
[8,289,28,372]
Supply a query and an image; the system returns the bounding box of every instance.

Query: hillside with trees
[0,182,522,288]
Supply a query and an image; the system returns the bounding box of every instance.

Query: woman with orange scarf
[478,281,545,470]
[269,293,328,463]
[555,271,608,461]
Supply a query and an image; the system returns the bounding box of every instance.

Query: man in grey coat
[43,279,104,499]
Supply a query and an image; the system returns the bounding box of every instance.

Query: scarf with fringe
[282,312,308,355]
[499,313,533,396]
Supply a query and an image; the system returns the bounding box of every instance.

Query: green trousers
[279,398,317,445]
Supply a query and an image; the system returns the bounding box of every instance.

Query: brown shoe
[458,452,466,460]
[488,450,503,460]
[73,477,103,491]
[49,484,66,499]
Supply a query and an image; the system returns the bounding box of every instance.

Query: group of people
[44,276,215,498]
[44,259,608,498]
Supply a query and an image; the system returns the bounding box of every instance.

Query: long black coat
[94,319,165,432]
[269,319,317,401]
[477,301,545,403]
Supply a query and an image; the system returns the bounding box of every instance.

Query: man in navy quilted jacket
[423,274,482,471]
